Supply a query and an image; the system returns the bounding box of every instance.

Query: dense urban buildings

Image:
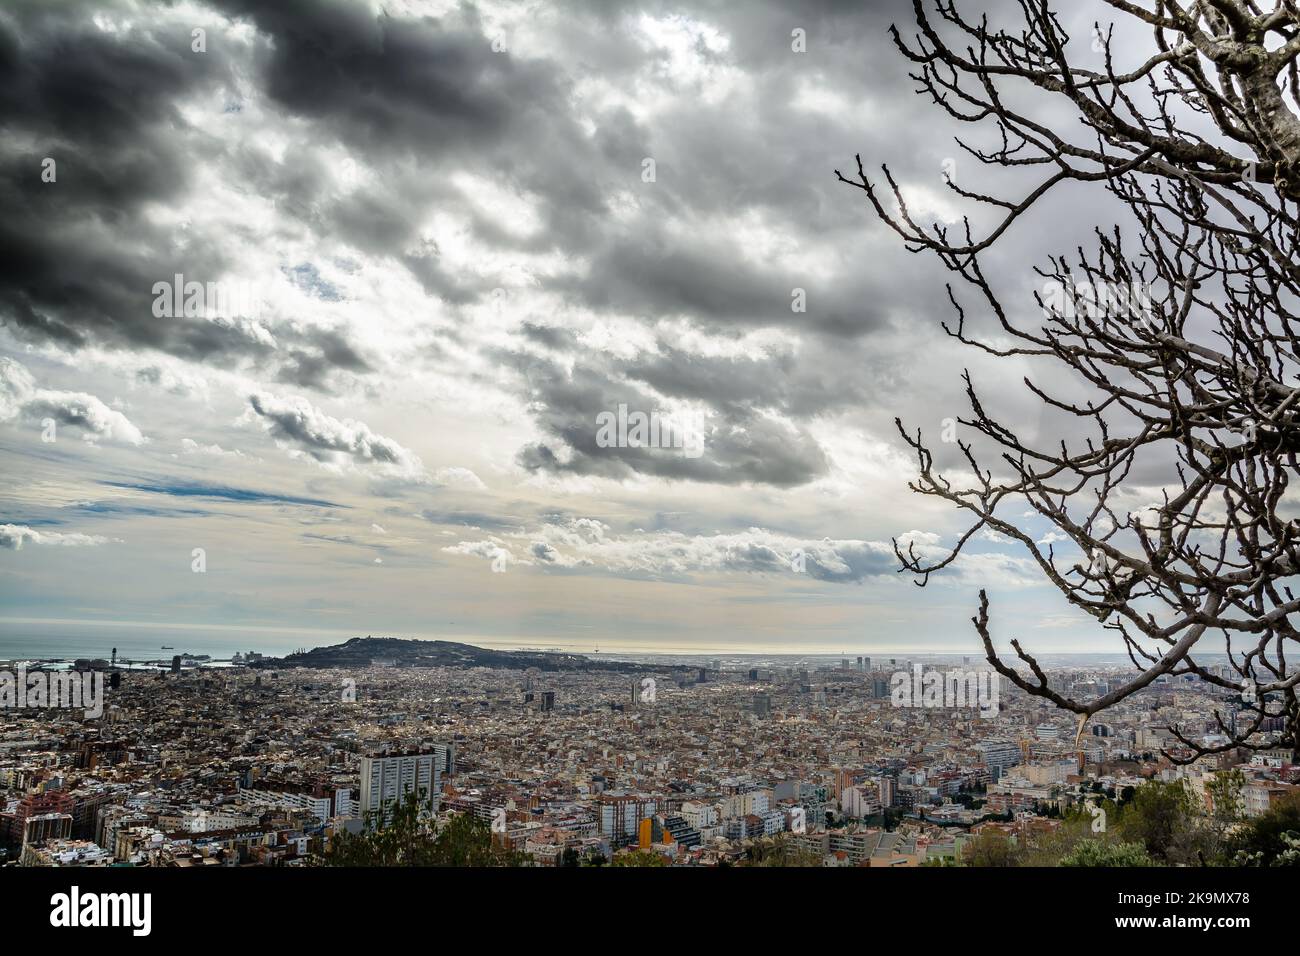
[1,647,1293,867]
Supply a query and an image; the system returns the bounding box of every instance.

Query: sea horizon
[0,617,1227,668]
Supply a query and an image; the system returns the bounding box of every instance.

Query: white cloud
[433,466,486,489]
[442,519,1044,589]
[0,524,114,551]
[243,391,425,478]
[0,358,146,445]
[445,520,896,582]
[179,438,247,459]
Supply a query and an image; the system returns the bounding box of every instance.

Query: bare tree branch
[844,0,1300,763]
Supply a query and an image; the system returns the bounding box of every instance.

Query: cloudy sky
[0,0,1181,655]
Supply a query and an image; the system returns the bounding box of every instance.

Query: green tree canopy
[1060,840,1154,868]
[321,792,530,867]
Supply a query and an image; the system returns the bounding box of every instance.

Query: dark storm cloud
[207,0,610,298]
[497,320,906,487]
[203,0,929,340]
[502,349,829,487]
[0,3,375,390]
[623,344,863,418]
[274,326,373,390]
[0,3,237,348]
[553,226,899,335]
[0,0,954,374]
[211,0,566,157]
[0,0,1119,495]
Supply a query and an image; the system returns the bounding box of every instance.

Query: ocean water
[0,619,1229,667]
[0,620,321,662]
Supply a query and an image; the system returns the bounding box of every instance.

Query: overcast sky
[0,0,1198,655]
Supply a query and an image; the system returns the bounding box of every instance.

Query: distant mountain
[251,636,662,674]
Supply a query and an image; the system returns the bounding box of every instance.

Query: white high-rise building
[359,748,448,822]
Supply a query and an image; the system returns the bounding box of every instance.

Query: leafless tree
[838,0,1300,762]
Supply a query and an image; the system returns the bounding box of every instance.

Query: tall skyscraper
[753,693,771,719]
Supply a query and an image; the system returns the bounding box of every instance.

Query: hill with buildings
[251,636,655,674]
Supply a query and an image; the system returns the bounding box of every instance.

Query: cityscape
[0,640,1294,868]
